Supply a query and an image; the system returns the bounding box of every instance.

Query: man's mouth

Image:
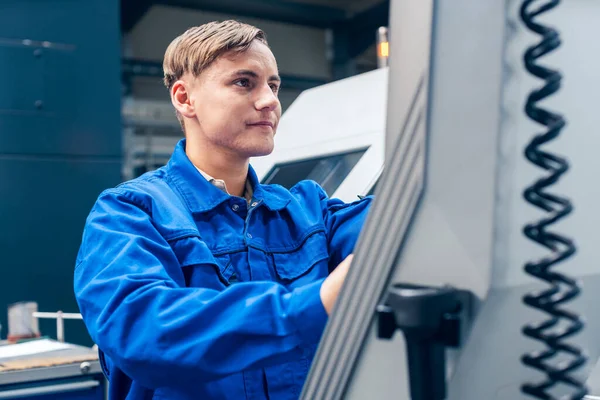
[248,121,274,128]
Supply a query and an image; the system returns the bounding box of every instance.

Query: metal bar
[0,381,99,399]
[56,312,64,343]
[33,312,82,320]
[32,312,83,343]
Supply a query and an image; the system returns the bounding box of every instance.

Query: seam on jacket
[252,225,326,254]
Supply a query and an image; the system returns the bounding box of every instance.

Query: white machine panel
[251,68,388,203]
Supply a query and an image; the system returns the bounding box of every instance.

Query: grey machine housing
[300,0,600,399]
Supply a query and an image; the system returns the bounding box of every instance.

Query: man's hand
[320,254,354,315]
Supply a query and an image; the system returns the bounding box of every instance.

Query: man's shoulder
[115,167,169,192]
[96,167,183,212]
[91,167,198,234]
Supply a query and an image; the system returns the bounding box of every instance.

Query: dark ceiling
[121,0,389,39]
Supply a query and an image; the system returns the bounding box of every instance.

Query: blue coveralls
[74,139,372,399]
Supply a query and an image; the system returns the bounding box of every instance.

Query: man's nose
[255,85,279,112]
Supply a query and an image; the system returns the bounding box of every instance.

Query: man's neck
[185,139,249,198]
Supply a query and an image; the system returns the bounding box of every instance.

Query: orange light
[378,41,389,58]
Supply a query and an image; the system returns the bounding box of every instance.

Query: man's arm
[317,185,373,269]
[74,188,327,390]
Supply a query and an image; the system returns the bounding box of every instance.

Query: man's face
[181,41,282,160]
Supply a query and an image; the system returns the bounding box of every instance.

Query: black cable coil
[519,0,588,398]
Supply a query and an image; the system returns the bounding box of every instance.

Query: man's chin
[247,140,275,158]
[249,146,274,158]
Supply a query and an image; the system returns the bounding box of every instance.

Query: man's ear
[171,80,196,119]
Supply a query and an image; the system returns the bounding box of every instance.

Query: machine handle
[0,380,99,398]
[377,283,473,400]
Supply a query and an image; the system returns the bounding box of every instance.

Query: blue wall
[0,0,122,345]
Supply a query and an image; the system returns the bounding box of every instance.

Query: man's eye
[269,84,280,93]
[234,79,250,87]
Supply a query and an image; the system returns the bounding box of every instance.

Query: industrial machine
[292,0,600,399]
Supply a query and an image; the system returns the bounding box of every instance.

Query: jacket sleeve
[73,188,327,390]
[318,186,374,269]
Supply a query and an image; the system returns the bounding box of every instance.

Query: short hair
[163,20,269,131]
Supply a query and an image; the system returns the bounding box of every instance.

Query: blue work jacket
[74,139,372,399]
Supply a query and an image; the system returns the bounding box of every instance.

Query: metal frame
[0,361,102,386]
[33,312,83,343]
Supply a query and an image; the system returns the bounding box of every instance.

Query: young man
[74,20,372,399]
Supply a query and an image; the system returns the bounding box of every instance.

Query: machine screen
[261,148,368,196]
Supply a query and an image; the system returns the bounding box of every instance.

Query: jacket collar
[166,139,291,214]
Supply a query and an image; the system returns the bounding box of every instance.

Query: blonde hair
[163,20,269,131]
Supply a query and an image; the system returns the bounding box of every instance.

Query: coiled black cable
[519,0,588,398]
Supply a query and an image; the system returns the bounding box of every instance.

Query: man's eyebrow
[231,69,281,82]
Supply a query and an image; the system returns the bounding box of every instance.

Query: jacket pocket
[271,231,329,283]
[171,236,235,287]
